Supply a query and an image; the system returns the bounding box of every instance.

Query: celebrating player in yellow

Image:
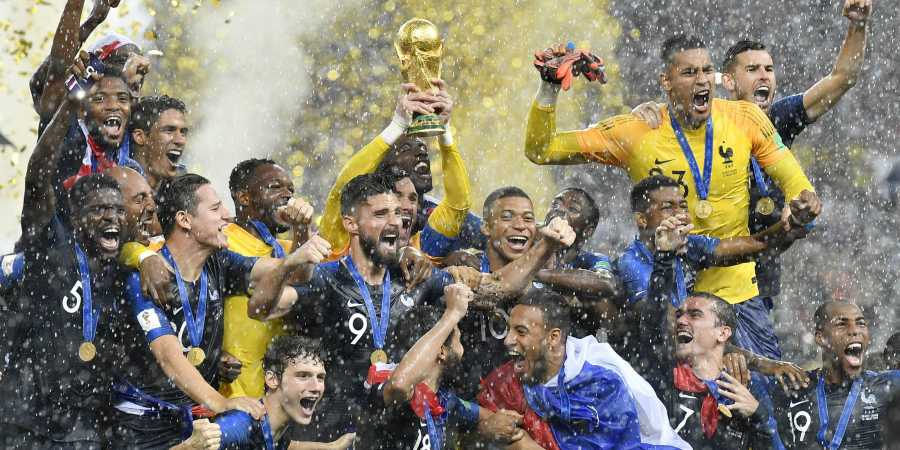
[524,36,821,356]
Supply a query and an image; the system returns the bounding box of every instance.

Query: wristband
[536,81,561,108]
[138,250,158,264]
[439,123,454,146]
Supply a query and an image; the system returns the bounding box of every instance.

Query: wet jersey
[0,217,124,445]
[635,250,772,449]
[215,409,290,450]
[109,250,257,448]
[617,235,719,306]
[766,369,900,449]
[750,94,813,298]
[288,259,452,440]
[526,98,815,303]
[219,223,290,399]
[359,385,480,450]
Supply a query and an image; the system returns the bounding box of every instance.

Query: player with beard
[213,336,351,449]
[219,158,313,399]
[130,95,190,190]
[320,81,482,259]
[524,35,821,363]
[107,173,332,448]
[479,289,689,449]
[635,216,774,449]
[0,89,127,448]
[536,188,619,337]
[766,302,900,449]
[631,1,872,360]
[248,173,575,442]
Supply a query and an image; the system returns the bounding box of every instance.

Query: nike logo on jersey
[347,298,362,308]
[654,158,675,165]
[679,392,697,400]
[789,399,809,408]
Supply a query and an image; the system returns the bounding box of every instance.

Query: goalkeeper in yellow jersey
[524,36,821,359]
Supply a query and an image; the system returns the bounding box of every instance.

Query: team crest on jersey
[718,145,734,166]
[400,294,414,308]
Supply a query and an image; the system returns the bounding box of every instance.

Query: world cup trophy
[394,18,445,137]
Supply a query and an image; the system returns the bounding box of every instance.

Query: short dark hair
[483,186,531,220]
[228,158,278,195]
[630,175,681,213]
[559,187,600,229]
[387,305,451,361]
[263,335,325,385]
[339,172,397,216]
[155,173,211,236]
[723,40,767,72]
[814,301,863,332]
[661,34,707,66]
[131,95,187,132]
[517,289,571,337]
[688,292,737,330]
[68,173,122,216]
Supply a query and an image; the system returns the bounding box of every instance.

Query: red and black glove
[533,43,607,91]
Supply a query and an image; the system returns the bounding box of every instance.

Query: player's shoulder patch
[136,308,163,332]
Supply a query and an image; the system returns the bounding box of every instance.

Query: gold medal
[78,341,97,362]
[370,349,388,365]
[186,347,206,366]
[755,197,775,216]
[695,200,713,219]
[718,403,733,418]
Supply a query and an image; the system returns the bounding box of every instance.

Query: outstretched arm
[710,220,807,265]
[474,218,576,301]
[383,283,471,405]
[22,95,77,238]
[802,0,870,121]
[33,0,117,122]
[247,235,331,321]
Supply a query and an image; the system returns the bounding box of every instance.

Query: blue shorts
[733,296,782,359]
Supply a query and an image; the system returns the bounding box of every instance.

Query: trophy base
[406,113,445,138]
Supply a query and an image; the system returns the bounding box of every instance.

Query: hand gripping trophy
[394,18,445,137]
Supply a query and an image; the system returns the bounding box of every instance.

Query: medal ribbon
[344,255,391,350]
[261,411,275,450]
[670,114,714,201]
[161,246,208,351]
[74,243,100,344]
[634,239,687,307]
[250,220,285,258]
[750,158,770,198]
[816,371,863,450]
[423,401,443,450]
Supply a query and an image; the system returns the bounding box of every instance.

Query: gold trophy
[394,18,445,137]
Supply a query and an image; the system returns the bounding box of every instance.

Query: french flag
[484,335,691,450]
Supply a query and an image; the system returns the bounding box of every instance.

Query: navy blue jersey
[108,250,257,448]
[635,250,773,450]
[749,94,812,298]
[0,218,125,446]
[288,260,452,441]
[418,197,485,257]
[616,235,719,306]
[359,385,480,450]
[766,369,900,449]
[215,410,289,450]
